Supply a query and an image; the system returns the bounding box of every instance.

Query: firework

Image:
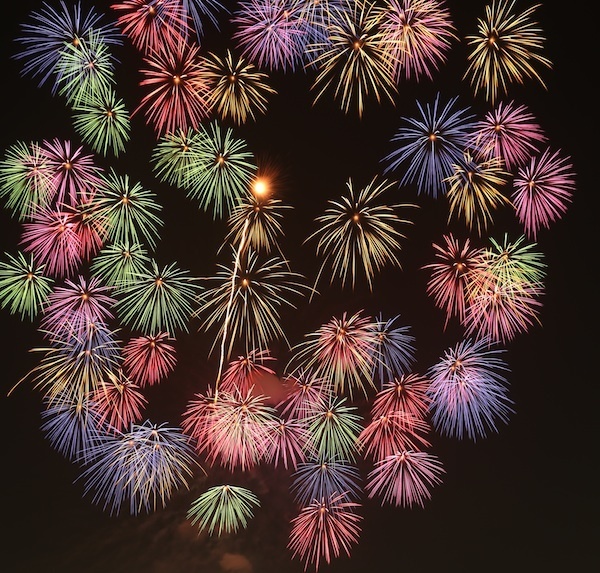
[54,30,117,107]
[471,100,547,172]
[151,128,206,190]
[114,259,202,336]
[446,152,512,236]
[231,0,308,73]
[278,369,332,421]
[223,188,291,256]
[379,0,457,82]
[365,450,445,508]
[0,141,55,220]
[309,0,397,117]
[196,248,310,359]
[219,348,277,394]
[291,455,362,506]
[16,318,122,407]
[182,0,226,41]
[111,0,190,54]
[134,41,211,137]
[92,369,148,433]
[89,167,163,251]
[370,313,416,386]
[89,241,151,289]
[287,310,377,398]
[122,332,177,387]
[512,147,576,240]
[382,93,477,198]
[41,392,106,464]
[14,0,122,91]
[371,373,432,420]
[196,388,277,471]
[423,233,486,327]
[187,485,260,536]
[426,337,513,440]
[66,194,108,263]
[19,205,82,279]
[40,138,104,208]
[72,86,131,157]
[464,0,552,105]
[183,120,257,219]
[304,395,363,462]
[80,420,199,515]
[306,176,414,295]
[40,274,116,337]
[0,251,53,321]
[202,49,276,125]
[288,492,362,571]
[265,416,309,470]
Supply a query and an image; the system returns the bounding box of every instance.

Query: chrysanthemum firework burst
[0,141,55,220]
[187,484,260,536]
[382,93,478,198]
[219,348,277,395]
[371,373,432,421]
[445,152,512,236]
[80,420,199,516]
[89,241,151,289]
[202,49,277,125]
[195,248,310,359]
[0,251,54,321]
[114,259,202,336]
[14,0,122,92]
[288,492,363,572]
[512,147,576,240]
[423,233,486,327]
[379,0,457,82]
[306,176,414,295]
[122,332,177,387]
[265,416,309,470]
[309,0,398,117]
[463,0,552,105]
[471,100,547,172]
[288,309,378,398]
[135,41,211,137]
[231,0,308,73]
[426,336,513,440]
[278,369,333,421]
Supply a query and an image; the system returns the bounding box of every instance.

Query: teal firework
[0,251,53,321]
[72,86,131,157]
[187,485,260,536]
[90,168,163,251]
[114,259,203,336]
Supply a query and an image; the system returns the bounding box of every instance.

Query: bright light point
[253,179,267,195]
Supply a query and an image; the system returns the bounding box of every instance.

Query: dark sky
[0,1,595,572]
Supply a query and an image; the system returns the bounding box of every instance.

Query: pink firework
[357,412,431,462]
[265,417,309,470]
[67,193,108,263]
[423,234,486,328]
[219,348,277,395]
[181,388,219,448]
[194,389,277,471]
[93,369,148,433]
[379,0,458,82]
[134,41,211,137]
[366,450,445,508]
[471,100,547,172]
[371,373,432,421]
[122,332,177,387]
[111,0,190,54]
[40,138,103,208]
[20,205,82,278]
[40,274,116,338]
[512,147,576,240]
[278,369,332,421]
[231,0,308,73]
[288,492,362,572]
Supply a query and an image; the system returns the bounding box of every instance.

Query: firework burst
[122,332,177,387]
[89,241,151,289]
[371,373,432,420]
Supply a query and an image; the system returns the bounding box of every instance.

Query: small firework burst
[122,332,177,387]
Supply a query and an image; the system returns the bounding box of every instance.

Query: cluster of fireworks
[0,0,576,570]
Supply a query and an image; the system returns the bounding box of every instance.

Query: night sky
[0,1,595,572]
